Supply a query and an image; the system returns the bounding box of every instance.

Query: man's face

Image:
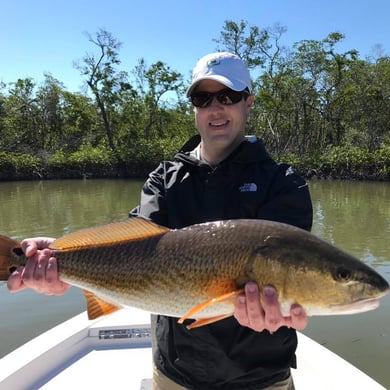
[193,79,253,153]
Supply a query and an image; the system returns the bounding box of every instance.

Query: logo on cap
[207,58,220,67]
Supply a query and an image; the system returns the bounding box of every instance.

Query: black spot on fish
[12,247,24,257]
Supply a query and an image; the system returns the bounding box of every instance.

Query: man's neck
[200,137,245,165]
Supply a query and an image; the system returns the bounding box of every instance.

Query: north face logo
[239,183,257,192]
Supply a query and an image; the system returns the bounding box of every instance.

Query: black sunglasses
[190,88,250,108]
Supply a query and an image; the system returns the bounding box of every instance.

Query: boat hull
[0,308,385,390]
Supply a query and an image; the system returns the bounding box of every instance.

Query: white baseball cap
[186,52,252,97]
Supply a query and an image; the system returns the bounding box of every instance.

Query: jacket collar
[174,134,272,166]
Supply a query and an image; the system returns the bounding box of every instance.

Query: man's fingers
[234,282,308,332]
[261,285,284,332]
[234,293,250,326]
[234,282,266,332]
[244,282,265,331]
[8,237,69,296]
[7,267,27,291]
[287,304,307,330]
[21,241,37,258]
[21,249,51,292]
[44,257,70,295]
[33,250,50,283]
[21,238,54,258]
[7,248,69,295]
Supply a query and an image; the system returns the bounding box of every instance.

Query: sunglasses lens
[217,90,243,105]
[190,89,248,108]
[191,93,212,108]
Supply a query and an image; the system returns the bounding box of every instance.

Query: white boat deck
[0,308,385,390]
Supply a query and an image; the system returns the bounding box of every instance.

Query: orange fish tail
[0,235,22,280]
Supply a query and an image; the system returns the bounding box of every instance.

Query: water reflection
[0,179,144,239]
[307,180,390,388]
[310,180,390,266]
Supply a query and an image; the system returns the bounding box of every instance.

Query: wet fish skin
[0,217,388,327]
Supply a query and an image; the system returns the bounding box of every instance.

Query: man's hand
[7,237,69,295]
[234,282,307,332]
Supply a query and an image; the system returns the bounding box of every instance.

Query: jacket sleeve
[258,164,313,231]
[129,162,169,226]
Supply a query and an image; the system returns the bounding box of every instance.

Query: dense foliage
[0,22,389,180]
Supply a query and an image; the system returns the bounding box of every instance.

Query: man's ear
[246,94,255,111]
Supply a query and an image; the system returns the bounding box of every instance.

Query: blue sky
[2,0,389,92]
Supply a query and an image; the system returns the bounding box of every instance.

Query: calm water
[0,179,389,387]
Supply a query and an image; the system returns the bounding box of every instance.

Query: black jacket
[131,135,313,389]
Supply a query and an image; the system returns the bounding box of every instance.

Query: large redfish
[0,217,388,328]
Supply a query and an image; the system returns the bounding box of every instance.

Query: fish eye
[334,267,352,282]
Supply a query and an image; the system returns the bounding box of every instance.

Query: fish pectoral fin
[83,290,122,320]
[178,289,244,325]
[186,313,233,329]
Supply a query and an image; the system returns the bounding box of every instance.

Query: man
[8,52,312,389]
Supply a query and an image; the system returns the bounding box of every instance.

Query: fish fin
[50,217,169,250]
[186,313,233,329]
[83,289,122,320]
[178,289,244,324]
[0,235,23,280]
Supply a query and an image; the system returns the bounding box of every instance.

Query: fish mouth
[324,297,382,315]
[339,297,381,314]
[304,294,387,316]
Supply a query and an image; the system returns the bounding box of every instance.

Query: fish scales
[53,223,247,317]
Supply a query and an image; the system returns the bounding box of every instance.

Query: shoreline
[0,164,388,182]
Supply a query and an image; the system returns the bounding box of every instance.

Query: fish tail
[0,235,23,280]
